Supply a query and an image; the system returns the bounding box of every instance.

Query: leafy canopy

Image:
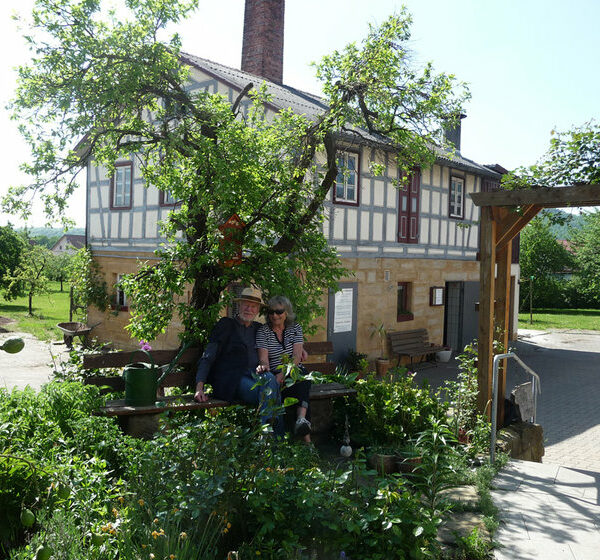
[5,0,469,343]
[503,121,600,189]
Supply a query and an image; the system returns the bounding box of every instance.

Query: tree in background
[504,121,600,189]
[519,214,574,309]
[567,211,600,308]
[4,245,53,315]
[47,251,73,292]
[0,226,27,300]
[4,0,468,343]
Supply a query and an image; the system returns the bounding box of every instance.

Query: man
[194,286,282,432]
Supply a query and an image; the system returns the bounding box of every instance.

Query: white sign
[333,288,353,333]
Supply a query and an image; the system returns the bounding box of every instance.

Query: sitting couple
[194,287,311,441]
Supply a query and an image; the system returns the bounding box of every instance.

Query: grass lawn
[519,308,600,331]
[0,281,76,341]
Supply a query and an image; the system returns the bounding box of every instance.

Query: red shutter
[398,170,420,244]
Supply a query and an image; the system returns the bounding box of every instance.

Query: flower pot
[436,349,452,363]
[375,358,391,378]
[396,455,422,474]
[367,453,397,474]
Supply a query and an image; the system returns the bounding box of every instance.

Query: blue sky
[1,0,599,226]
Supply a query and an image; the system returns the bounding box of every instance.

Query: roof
[181,52,502,180]
[51,234,85,251]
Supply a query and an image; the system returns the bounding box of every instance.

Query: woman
[256,295,312,441]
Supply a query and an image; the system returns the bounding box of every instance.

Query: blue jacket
[195,317,260,401]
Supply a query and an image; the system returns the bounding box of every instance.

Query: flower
[169,555,176,559]
[179,532,187,540]
[138,499,145,506]
[118,496,125,504]
[139,340,152,351]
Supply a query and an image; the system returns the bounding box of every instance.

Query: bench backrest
[388,328,430,352]
[83,341,336,391]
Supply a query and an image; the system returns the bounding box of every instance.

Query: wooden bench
[83,341,354,437]
[388,328,446,369]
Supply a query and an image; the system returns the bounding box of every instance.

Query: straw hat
[234,286,264,305]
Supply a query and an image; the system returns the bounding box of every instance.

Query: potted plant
[367,445,398,475]
[436,346,452,363]
[370,322,391,378]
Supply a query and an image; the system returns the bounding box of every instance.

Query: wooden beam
[495,205,542,252]
[494,241,513,427]
[478,206,496,417]
[470,184,600,208]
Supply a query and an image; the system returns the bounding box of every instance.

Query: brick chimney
[443,113,466,152]
[241,0,285,84]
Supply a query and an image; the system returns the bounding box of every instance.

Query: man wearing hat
[194,286,282,432]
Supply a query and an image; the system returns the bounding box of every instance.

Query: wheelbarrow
[56,322,100,349]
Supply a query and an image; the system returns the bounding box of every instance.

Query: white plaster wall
[346,208,357,240]
[372,212,383,242]
[333,207,345,239]
[386,213,397,242]
[373,180,384,207]
[360,211,370,241]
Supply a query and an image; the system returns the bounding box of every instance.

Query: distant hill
[17,227,85,238]
[542,209,585,240]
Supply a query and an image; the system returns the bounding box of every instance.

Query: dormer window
[333,151,359,206]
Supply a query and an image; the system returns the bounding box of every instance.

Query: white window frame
[334,151,359,205]
[449,176,464,219]
[112,163,132,208]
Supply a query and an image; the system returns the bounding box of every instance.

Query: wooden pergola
[470,184,600,425]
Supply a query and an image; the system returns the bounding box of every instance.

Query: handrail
[490,352,541,463]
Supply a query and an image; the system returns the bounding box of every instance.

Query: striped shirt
[256,322,304,371]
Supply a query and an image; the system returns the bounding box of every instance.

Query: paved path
[492,460,600,560]
[0,331,67,391]
[414,329,600,559]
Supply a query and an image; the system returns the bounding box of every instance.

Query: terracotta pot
[375,358,391,378]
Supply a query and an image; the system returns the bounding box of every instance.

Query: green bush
[335,369,445,449]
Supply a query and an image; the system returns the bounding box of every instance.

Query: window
[334,151,359,205]
[111,162,132,209]
[159,189,179,206]
[397,282,414,322]
[397,171,420,243]
[112,274,128,311]
[449,176,464,219]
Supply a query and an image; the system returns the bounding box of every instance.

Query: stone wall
[497,422,545,462]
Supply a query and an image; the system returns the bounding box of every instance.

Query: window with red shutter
[397,170,420,243]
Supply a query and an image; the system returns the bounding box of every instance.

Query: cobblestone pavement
[415,329,600,472]
[512,329,600,472]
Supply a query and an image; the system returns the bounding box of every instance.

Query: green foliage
[5,1,469,345]
[46,252,72,290]
[452,528,493,560]
[569,210,600,307]
[503,121,600,188]
[519,215,574,309]
[338,370,445,449]
[0,226,27,299]
[68,248,109,313]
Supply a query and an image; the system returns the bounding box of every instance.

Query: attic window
[333,151,359,206]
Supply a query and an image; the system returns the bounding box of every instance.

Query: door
[327,282,358,364]
[444,281,480,354]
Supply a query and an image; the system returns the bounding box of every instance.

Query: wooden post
[478,206,496,417]
[495,239,512,427]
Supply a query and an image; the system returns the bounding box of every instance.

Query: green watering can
[123,344,191,407]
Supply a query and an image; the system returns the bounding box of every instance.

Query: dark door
[327,282,358,364]
[444,280,479,354]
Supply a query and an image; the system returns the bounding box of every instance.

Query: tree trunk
[28,293,33,316]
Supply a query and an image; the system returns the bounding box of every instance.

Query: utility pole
[529,276,534,324]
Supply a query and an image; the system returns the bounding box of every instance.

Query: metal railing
[490,352,541,463]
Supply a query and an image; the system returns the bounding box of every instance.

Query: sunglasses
[268,309,285,315]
